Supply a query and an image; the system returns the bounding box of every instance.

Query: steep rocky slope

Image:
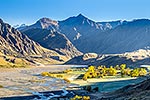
[0,19,45,56]
[21,18,82,58]
[0,18,69,65]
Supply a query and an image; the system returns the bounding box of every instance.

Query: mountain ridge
[17,14,150,54]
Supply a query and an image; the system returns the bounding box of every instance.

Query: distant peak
[39,17,53,23]
[76,14,86,18]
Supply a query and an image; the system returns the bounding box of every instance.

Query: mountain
[58,14,104,53]
[58,14,127,53]
[20,18,82,58]
[0,18,69,65]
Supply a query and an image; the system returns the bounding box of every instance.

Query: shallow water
[91,77,146,92]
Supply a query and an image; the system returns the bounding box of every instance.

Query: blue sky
[0,0,150,25]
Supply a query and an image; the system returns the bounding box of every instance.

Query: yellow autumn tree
[108,66,117,76]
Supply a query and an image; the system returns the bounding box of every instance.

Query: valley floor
[0,65,72,98]
[0,65,148,100]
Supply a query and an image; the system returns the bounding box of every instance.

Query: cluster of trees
[70,95,90,100]
[83,65,117,80]
[120,64,147,77]
[83,64,147,81]
[130,68,147,77]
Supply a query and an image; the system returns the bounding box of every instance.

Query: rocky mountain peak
[76,13,87,19]
[19,17,59,31]
[38,17,58,26]
[34,17,58,30]
[60,14,90,25]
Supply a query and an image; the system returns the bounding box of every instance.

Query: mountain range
[19,14,150,54]
[19,14,127,54]
[2,13,149,66]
